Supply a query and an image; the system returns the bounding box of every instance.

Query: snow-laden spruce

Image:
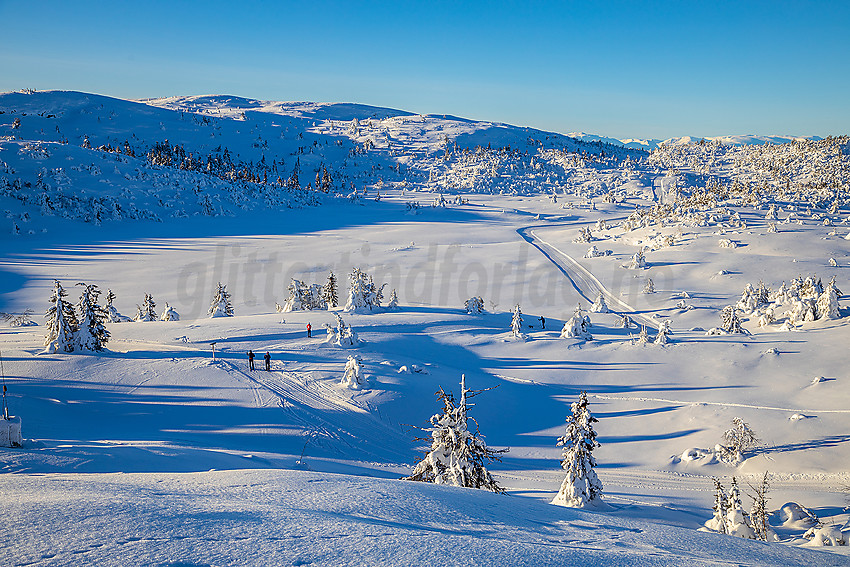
[282,279,323,312]
[340,355,366,390]
[208,282,233,317]
[322,272,338,309]
[105,289,131,323]
[552,391,603,508]
[561,305,592,340]
[725,477,756,538]
[343,268,384,313]
[589,292,609,313]
[75,283,109,351]
[654,320,671,344]
[510,304,525,339]
[43,280,78,353]
[323,313,359,347]
[134,293,157,322]
[405,375,507,493]
[628,248,646,269]
[160,302,180,321]
[386,289,399,310]
[704,478,729,534]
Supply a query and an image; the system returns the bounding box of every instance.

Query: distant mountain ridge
[568,131,823,151]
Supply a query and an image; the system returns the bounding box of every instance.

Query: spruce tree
[708,478,728,534]
[44,280,78,353]
[208,282,234,317]
[340,355,366,389]
[510,304,524,338]
[322,272,338,308]
[552,391,603,507]
[405,375,507,492]
[135,293,157,322]
[75,283,109,351]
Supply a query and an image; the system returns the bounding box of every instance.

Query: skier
[539,316,545,329]
[247,349,255,371]
[264,351,271,371]
[307,322,312,338]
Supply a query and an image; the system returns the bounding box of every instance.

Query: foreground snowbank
[1,469,846,567]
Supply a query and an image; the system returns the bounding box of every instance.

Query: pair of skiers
[247,350,271,371]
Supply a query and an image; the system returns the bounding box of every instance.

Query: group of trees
[704,474,777,542]
[719,274,842,334]
[43,280,110,353]
[44,282,236,353]
[281,269,398,314]
[405,378,603,508]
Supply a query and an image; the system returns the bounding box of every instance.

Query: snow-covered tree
[134,293,157,322]
[464,296,484,314]
[719,417,759,464]
[386,288,399,310]
[726,477,756,538]
[44,280,78,353]
[815,279,841,320]
[561,305,592,340]
[720,306,744,333]
[749,472,777,542]
[615,314,634,329]
[282,279,311,312]
[405,374,507,493]
[160,302,180,321]
[322,272,338,308]
[704,478,728,534]
[208,282,234,317]
[589,292,609,313]
[510,304,524,339]
[654,321,670,344]
[344,267,377,312]
[323,312,360,347]
[340,354,366,390]
[643,278,655,294]
[629,248,646,269]
[105,289,130,323]
[634,324,650,344]
[552,391,603,507]
[75,283,109,351]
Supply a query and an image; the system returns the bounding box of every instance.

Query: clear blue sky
[2,1,848,140]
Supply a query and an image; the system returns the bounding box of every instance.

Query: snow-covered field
[1,90,849,565]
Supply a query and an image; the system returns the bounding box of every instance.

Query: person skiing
[247,349,255,371]
[539,316,546,329]
[264,351,271,371]
[307,322,312,338]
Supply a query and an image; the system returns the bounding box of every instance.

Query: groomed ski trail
[517,224,659,329]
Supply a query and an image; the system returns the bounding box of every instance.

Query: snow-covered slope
[1,90,849,565]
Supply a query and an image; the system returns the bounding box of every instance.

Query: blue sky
[1,1,848,139]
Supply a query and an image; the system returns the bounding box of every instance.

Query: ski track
[518,224,660,329]
[218,359,412,462]
[591,393,850,415]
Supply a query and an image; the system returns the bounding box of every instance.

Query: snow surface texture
[1,90,849,565]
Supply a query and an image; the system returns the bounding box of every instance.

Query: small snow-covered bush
[160,302,180,321]
[718,417,758,464]
[589,293,609,313]
[464,296,484,314]
[561,306,591,340]
[340,355,366,390]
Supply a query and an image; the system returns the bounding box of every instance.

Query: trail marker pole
[0,350,8,420]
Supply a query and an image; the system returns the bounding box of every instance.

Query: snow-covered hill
[1,90,849,565]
